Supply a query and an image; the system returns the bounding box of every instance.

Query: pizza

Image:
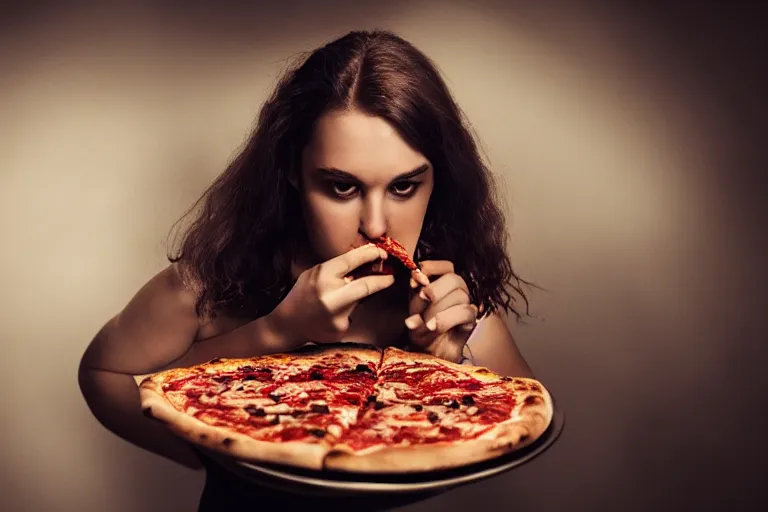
[347,236,420,280]
[371,236,418,271]
[138,343,553,473]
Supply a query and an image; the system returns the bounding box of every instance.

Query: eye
[390,181,420,198]
[329,181,358,198]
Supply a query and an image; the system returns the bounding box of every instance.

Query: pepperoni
[279,427,309,441]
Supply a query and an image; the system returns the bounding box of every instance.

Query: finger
[419,273,470,304]
[326,244,388,278]
[425,304,479,333]
[417,260,455,279]
[422,288,471,324]
[322,274,395,313]
[411,269,430,288]
[409,286,430,316]
[404,313,434,347]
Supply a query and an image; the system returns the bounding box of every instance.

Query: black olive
[355,364,373,373]
[311,404,330,414]
[310,371,323,380]
[240,365,253,372]
[462,395,475,406]
[309,428,326,438]
[446,399,460,409]
[244,406,265,417]
[367,395,377,402]
[413,404,423,411]
[501,376,513,381]
[427,412,439,423]
[242,375,256,381]
[270,416,280,425]
[374,401,386,410]
[268,393,280,402]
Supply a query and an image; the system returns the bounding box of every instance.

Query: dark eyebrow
[316,163,429,183]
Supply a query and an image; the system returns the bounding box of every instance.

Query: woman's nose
[359,197,387,240]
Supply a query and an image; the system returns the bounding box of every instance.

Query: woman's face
[297,107,434,265]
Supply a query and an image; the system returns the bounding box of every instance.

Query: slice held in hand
[346,236,420,281]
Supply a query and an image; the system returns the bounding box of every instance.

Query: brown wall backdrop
[1,1,765,510]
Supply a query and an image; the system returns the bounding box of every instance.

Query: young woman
[78,29,536,509]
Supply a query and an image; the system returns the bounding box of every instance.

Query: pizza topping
[310,370,323,380]
[311,404,330,414]
[461,394,475,406]
[268,393,281,402]
[198,394,217,405]
[427,411,439,423]
[262,403,292,415]
[309,428,326,438]
[354,363,374,373]
[244,406,266,417]
[413,404,423,411]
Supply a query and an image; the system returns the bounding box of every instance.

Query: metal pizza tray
[202,397,564,497]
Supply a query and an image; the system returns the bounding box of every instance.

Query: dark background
[0,1,765,510]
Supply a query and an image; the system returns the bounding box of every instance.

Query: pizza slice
[347,236,420,280]
[323,347,553,473]
[139,344,381,470]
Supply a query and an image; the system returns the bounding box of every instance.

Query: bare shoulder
[465,311,535,378]
[80,263,202,375]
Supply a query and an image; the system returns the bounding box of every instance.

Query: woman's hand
[267,244,395,350]
[405,260,478,363]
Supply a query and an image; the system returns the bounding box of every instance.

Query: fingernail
[426,318,437,331]
[419,289,429,301]
[410,278,417,289]
[405,315,420,329]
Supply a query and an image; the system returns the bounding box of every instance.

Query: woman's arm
[464,312,535,378]
[77,264,297,469]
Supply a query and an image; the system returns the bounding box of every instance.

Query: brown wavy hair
[168,29,533,322]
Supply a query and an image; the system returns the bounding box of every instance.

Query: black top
[194,448,444,511]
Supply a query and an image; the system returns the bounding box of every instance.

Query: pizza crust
[139,381,331,470]
[323,420,535,473]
